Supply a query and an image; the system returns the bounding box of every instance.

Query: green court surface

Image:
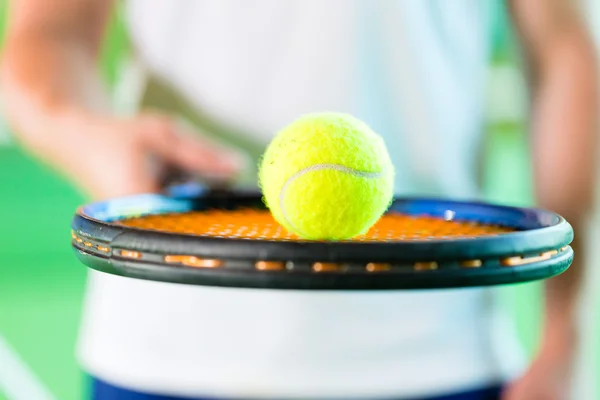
[0,148,87,400]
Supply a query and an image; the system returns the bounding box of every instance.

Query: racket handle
[159,166,193,188]
[160,167,237,198]
[165,181,207,198]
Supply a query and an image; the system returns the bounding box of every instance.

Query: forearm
[0,0,112,150]
[533,28,597,219]
[532,27,598,346]
[1,36,109,132]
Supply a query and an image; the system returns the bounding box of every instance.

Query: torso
[77,1,526,397]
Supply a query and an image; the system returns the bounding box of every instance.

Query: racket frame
[71,189,574,290]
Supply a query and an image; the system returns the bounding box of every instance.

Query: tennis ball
[259,112,395,240]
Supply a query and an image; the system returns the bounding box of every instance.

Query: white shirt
[78,1,526,398]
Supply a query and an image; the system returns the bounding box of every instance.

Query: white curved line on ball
[278,163,386,238]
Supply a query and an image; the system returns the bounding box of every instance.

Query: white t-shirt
[78,1,526,398]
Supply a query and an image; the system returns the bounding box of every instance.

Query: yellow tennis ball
[259,112,395,240]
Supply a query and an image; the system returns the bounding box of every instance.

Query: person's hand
[502,335,576,400]
[26,110,245,200]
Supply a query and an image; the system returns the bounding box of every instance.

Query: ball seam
[278,163,387,239]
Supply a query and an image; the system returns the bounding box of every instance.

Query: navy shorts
[91,377,504,400]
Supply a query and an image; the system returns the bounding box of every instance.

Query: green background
[0,3,597,400]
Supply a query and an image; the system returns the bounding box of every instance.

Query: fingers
[80,145,163,200]
[133,114,247,181]
[60,112,249,200]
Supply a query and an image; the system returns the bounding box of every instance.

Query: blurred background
[0,1,599,399]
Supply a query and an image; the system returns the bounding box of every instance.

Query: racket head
[72,187,573,290]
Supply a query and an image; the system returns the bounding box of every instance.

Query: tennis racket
[71,185,573,290]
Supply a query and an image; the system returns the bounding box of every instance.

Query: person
[1,1,597,399]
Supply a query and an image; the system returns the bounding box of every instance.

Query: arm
[506,1,597,398]
[1,0,242,199]
[1,0,113,142]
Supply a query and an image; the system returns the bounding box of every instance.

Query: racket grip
[160,166,237,198]
[159,166,193,187]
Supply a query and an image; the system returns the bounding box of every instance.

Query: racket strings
[118,209,514,241]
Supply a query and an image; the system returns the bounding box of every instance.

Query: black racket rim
[71,189,574,290]
[74,246,573,290]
